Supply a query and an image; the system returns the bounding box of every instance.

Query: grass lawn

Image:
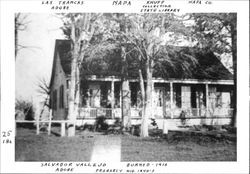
[15,127,236,161]
[121,135,236,161]
[15,127,95,161]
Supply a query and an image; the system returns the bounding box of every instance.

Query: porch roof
[83,75,234,85]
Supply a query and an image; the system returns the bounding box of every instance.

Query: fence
[15,120,72,137]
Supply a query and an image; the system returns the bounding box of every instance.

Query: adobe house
[50,39,235,130]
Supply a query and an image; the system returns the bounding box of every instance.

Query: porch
[77,75,234,122]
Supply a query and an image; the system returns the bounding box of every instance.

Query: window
[191,86,205,109]
[59,85,64,108]
[66,80,70,89]
[181,86,191,109]
[89,84,101,107]
[114,83,121,108]
[154,88,164,107]
[100,83,108,107]
[174,84,182,108]
[130,83,138,107]
[53,90,57,110]
[209,86,217,109]
[215,92,222,107]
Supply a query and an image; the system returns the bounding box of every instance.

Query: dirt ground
[15,127,236,161]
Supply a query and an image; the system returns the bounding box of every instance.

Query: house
[50,39,235,130]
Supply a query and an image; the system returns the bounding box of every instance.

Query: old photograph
[15,13,237,162]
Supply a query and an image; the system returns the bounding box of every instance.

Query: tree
[119,14,198,137]
[15,13,30,60]
[108,14,132,131]
[15,13,40,60]
[85,14,198,137]
[15,99,35,121]
[82,13,134,131]
[36,77,50,119]
[61,13,101,136]
[191,13,237,127]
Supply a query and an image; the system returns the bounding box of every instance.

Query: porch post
[61,122,66,137]
[119,83,122,110]
[36,115,40,135]
[48,109,52,135]
[151,80,155,114]
[111,79,115,118]
[170,82,174,118]
[205,83,209,117]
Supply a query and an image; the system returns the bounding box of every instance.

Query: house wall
[51,52,68,120]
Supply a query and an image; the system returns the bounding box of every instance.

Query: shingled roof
[50,39,233,85]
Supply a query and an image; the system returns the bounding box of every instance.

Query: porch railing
[172,108,234,118]
[78,107,233,119]
[172,108,207,118]
[78,108,121,119]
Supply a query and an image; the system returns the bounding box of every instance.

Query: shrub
[131,125,141,136]
[179,110,189,126]
[222,125,237,133]
[95,116,109,131]
[15,99,35,129]
[150,118,158,129]
[15,99,35,120]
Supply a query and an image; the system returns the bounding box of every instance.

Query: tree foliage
[191,13,237,126]
[15,99,35,120]
[191,13,236,70]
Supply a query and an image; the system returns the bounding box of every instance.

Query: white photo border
[0,0,249,173]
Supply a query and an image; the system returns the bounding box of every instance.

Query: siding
[51,51,68,120]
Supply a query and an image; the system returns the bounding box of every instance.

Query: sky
[15,14,64,107]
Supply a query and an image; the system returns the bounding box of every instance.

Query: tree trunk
[68,53,77,136]
[141,59,153,137]
[74,64,80,117]
[66,13,93,136]
[121,46,131,131]
[68,21,78,137]
[122,80,131,130]
[230,20,237,127]
[15,25,18,60]
[139,69,146,136]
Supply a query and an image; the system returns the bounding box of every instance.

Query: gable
[50,40,70,88]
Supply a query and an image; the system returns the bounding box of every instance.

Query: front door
[153,87,165,118]
[89,84,101,108]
